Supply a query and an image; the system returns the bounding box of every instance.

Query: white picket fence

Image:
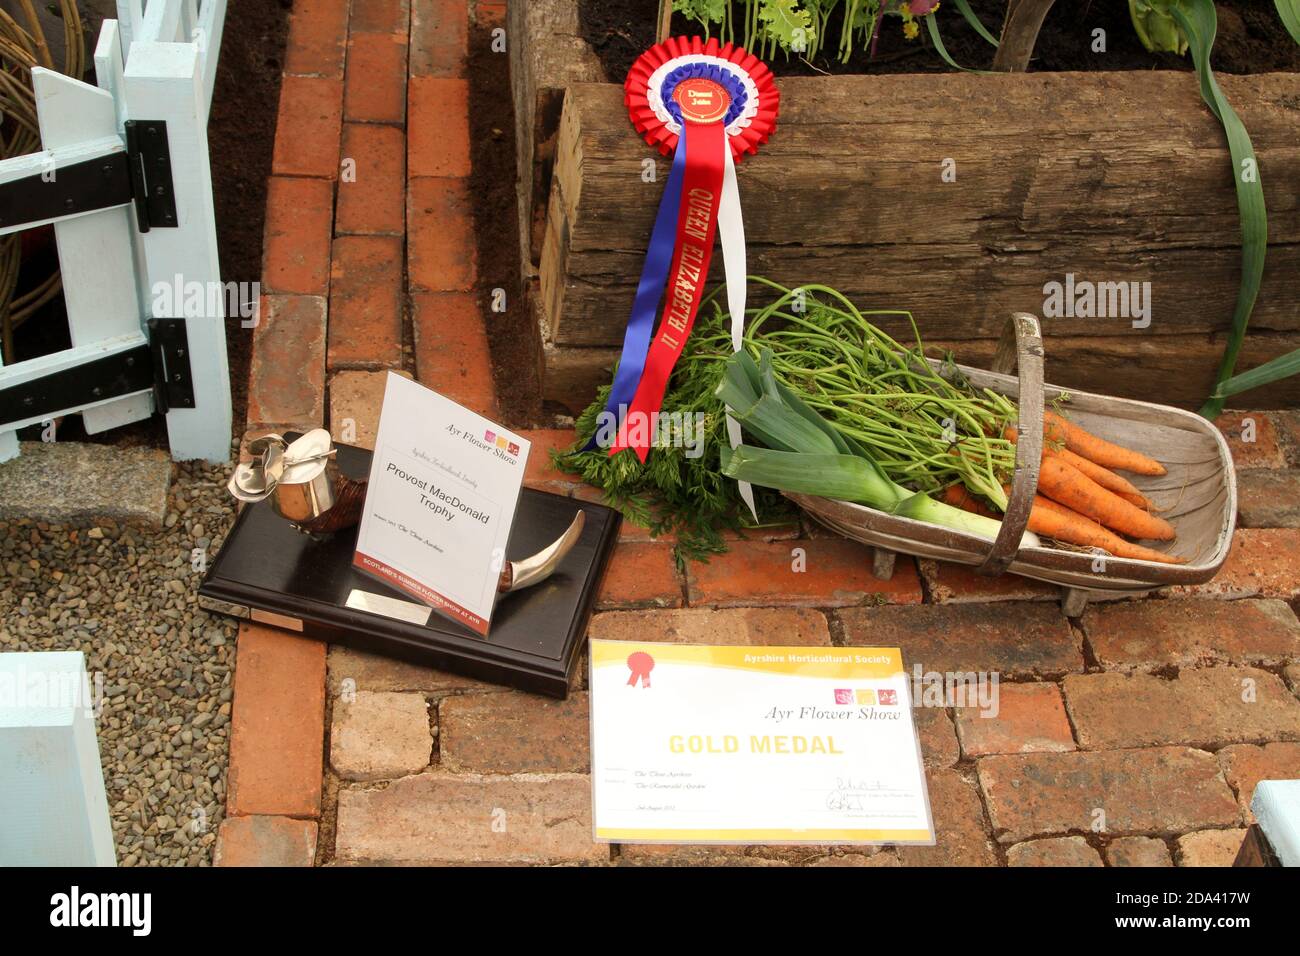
[0,0,232,464]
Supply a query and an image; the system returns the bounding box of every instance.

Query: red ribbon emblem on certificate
[626,651,655,688]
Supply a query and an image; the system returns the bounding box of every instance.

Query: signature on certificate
[825,776,893,811]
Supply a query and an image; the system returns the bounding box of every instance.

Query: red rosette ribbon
[623,35,779,162]
[598,37,779,467]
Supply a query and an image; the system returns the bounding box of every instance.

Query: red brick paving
[351,0,411,35]
[231,0,1300,868]
[261,177,335,295]
[327,235,404,369]
[215,815,318,867]
[978,747,1241,844]
[336,123,407,235]
[407,176,476,291]
[407,78,471,177]
[410,0,468,77]
[271,75,344,178]
[687,539,923,608]
[1171,529,1300,599]
[955,682,1075,758]
[226,624,327,818]
[344,33,409,124]
[840,603,1083,680]
[411,292,498,416]
[1215,411,1287,469]
[246,295,327,429]
[596,542,684,609]
[1081,598,1300,671]
[283,0,350,78]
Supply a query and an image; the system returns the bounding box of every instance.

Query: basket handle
[975,312,1045,577]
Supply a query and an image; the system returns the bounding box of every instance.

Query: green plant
[717,347,1027,543]
[1278,0,1300,45]
[1129,0,1189,55]
[670,0,985,64]
[554,279,1024,560]
[1128,0,1300,416]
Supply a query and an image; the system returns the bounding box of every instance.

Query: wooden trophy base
[199,440,620,698]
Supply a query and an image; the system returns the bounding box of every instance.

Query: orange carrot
[1045,410,1166,476]
[942,484,999,518]
[1005,427,1158,511]
[1036,455,1176,541]
[1117,490,1156,511]
[1027,495,1184,564]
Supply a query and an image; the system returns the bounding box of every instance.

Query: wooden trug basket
[788,313,1238,614]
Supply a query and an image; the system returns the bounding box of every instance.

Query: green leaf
[673,0,728,27]
[1129,0,1189,55]
[721,444,904,510]
[1211,347,1300,400]
[758,0,815,51]
[924,12,990,74]
[952,0,1000,47]
[1277,0,1300,46]
[1170,0,1269,418]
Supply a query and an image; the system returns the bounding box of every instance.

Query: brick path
[215,0,1300,866]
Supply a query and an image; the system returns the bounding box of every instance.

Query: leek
[717,349,1041,547]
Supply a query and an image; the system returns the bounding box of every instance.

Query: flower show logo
[591,408,707,459]
[834,688,895,706]
[832,669,999,716]
[1042,273,1151,329]
[483,430,521,457]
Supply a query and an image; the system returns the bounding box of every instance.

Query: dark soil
[581,0,1300,80]
[467,24,543,427]
[10,0,290,447]
[208,0,293,432]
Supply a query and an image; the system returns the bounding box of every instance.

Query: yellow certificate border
[588,640,936,846]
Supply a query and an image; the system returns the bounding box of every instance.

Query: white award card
[353,373,531,635]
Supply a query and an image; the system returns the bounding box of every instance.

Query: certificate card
[353,373,531,635]
[589,641,935,845]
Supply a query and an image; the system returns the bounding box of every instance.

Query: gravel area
[0,460,238,866]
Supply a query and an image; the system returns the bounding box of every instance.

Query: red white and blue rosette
[624,36,779,162]
[596,38,778,517]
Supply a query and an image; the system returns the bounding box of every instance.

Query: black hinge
[147,318,195,413]
[124,120,178,232]
[0,120,176,233]
[0,321,196,429]
[0,343,153,429]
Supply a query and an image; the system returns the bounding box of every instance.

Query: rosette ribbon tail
[581,135,687,451]
[717,143,758,520]
[610,118,727,461]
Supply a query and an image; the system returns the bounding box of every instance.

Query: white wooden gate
[0,0,231,464]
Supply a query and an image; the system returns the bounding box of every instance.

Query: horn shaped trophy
[227,429,582,594]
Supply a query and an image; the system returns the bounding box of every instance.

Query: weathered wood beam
[544,72,1300,352]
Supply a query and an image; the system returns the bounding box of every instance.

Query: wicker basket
[788,313,1237,611]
